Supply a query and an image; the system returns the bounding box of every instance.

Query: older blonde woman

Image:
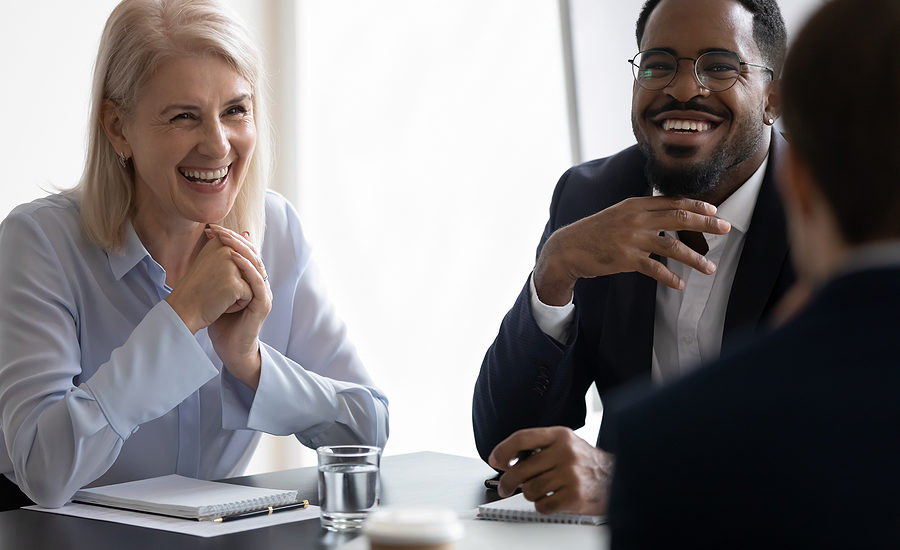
[0,0,388,509]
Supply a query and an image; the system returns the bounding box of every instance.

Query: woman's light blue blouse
[0,190,389,507]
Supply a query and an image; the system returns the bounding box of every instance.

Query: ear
[763,77,781,126]
[780,144,816,218]
[779,142,850,283]
[99,99,132,158]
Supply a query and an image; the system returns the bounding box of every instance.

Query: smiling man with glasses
[474,0,792,516]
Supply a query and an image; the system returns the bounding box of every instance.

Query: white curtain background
[1,0,823,475]
[266,0,572,470]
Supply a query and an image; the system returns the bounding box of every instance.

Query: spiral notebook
[477,493,606,525]
[72,474,301,521]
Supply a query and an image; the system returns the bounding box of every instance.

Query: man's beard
[633,100,764,199]
[641,142,729,198]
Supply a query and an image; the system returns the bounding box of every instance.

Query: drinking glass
[316,445,382,531]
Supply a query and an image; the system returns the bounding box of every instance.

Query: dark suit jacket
[472,133,795,461]
[606,266,900,549]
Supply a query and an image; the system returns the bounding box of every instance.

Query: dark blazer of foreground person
[608,268,900,547]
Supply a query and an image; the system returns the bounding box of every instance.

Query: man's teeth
[662,119,712,132]
[180,167,229,185]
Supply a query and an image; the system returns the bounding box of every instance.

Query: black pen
[212,500,309,523]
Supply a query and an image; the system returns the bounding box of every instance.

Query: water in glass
[318,462,379,530]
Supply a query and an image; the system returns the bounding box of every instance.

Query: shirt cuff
[244,342,339,436]
[529,272,575,345]
[84,301,219,439]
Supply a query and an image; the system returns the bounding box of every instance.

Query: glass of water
[316,445,382,531]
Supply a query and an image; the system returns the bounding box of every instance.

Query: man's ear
[99,99,132,158]
[763,78,781,126]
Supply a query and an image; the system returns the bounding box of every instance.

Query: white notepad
[477,493,606,525]
[72,474,301,521]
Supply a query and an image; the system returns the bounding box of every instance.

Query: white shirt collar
[715,155,768,235]
[107,219,153,281]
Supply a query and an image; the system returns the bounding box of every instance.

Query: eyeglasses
[628,50,774,92]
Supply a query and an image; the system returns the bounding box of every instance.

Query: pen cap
[364,507,463,550]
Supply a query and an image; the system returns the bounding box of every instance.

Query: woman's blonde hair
[78,0,271,252]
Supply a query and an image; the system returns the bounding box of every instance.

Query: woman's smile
[178,165,231,193]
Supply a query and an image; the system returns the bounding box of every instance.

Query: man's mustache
[645,100,729,120]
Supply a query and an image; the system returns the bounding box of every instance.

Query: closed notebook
[477,493,605,525]
[72,474,301,521]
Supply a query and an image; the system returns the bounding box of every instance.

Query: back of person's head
[635,0,787,76]
[80,0,270,252]
[781,0,900,244]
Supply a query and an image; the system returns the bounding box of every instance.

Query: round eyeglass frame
[627,49,774,92]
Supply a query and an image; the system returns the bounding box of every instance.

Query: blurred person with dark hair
[607,0,900,547]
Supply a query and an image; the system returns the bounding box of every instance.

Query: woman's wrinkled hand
[204,225,272,391]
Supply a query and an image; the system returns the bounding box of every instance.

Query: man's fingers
[489,429,547,470]
[497,450,555,497]
[648,236,717,276]
[519,470,562,503]
[534,490,575,514]
[651,209,731,234]
[634,256,685,290]
[639,196,717,215]
[496,471,520,498]
[488,426,575,471]
[593,235,715,288]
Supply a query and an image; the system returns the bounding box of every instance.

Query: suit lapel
[722,132,792,349]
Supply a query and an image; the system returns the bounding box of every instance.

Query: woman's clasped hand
[166,224,273,390]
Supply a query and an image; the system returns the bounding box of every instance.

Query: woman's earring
[767,118,775,125]
[117,152,129,169]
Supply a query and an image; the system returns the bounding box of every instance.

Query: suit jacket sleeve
[472,168,595,461]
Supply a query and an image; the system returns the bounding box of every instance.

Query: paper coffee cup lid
[364,507,464,544]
